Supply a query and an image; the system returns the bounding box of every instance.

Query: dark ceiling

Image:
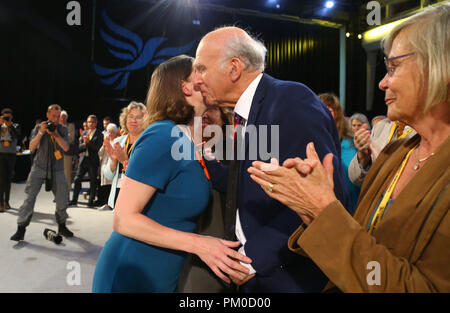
[190,0,364,24]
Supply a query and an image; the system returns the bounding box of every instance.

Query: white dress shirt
[233,73,263,275]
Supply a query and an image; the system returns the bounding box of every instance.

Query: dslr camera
[46,121,57,132]
[2,115,10,122]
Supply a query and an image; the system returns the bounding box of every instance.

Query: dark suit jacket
[205,74,352,292]
[78,129,103,168]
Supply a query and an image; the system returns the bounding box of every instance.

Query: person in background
[59,110,76,193]
[79,121,88,137]
[97,123,119,211]
[248,2,450,292]
[349,113,371,134]
[0,108,20,212]
[179,106,234,293]
[371,115,387,128]
[70,115,104,207]
[10,104,73,241]
[319,93,360,211]
[102,102,147,210]
[349,117,416,187]
[102,116,111,137]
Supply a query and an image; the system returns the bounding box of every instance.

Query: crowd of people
[0,2,448,293]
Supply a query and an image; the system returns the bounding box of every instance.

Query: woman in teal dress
[92,55,252,293]
[319,93,361,211]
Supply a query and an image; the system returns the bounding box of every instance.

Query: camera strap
[46,133,53,182]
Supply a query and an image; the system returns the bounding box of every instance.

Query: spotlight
[276,4,280,9]
[358,34,362,39]
[346,32,350,37]
[325,1,334,9]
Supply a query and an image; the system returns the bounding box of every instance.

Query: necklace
[413,147,434,171]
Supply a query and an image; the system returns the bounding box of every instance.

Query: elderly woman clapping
[248,3,450,292]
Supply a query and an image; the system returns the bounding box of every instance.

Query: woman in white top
[103,102,147,209]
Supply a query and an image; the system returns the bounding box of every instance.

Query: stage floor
[0,182,113,293]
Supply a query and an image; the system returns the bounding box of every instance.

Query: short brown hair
[143,55,195,128]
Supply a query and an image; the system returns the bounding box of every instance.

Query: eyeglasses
[384,52,415,77]
[127,115,143,121]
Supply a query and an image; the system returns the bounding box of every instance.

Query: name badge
[54,150,63,160]
[2,141,10,147]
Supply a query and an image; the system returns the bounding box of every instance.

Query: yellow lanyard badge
[368,145,417,234]
[51,136,63,160]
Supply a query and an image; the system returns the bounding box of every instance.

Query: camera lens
[3,116,10,122]
[46,121,56,132]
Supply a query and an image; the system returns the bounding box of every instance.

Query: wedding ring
[268,183,274,193]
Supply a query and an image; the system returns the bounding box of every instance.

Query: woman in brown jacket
[247,2,450,292]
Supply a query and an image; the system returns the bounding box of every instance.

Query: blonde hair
[119,101,146,133]
[382,2,450,112]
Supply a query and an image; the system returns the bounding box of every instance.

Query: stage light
[276,4,280,9]
[325,1,334,9]
[346,32,350,37]
[358,34,362,39]
[363,18,406,43]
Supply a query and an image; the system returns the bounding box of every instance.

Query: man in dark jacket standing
[70,115,103,207]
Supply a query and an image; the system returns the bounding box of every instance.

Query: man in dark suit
[70,115,103,207]
[193,27,352,292]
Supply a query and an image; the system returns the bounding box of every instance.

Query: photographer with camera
[10,104,73,241]
[0,108,20,212]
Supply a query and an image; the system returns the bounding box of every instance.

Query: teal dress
[341,138,361,211]
[92,121,211,293]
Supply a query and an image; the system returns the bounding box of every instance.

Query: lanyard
[125,136,135,156]
[121,136,135,173]
[50,135,58,150]
[367,145,417,234]
[398,127,413,139]
[195,149,210,180]
[387,122,398,144]
[387,122,413,143]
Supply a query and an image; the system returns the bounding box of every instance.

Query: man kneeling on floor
[10,104,73,241]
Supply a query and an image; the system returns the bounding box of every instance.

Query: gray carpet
[0,182,113,293]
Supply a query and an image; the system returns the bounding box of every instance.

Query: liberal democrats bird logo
[94,11,196,90]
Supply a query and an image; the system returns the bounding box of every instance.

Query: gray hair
[382,2,450,112]
[60,110,68,118]
[106,122,118,134]
[350,113,371,130]
[219,30,267,73]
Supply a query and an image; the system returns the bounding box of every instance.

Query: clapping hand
[248,142,337,225]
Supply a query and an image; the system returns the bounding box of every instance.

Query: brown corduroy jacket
[288,134,450,292]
